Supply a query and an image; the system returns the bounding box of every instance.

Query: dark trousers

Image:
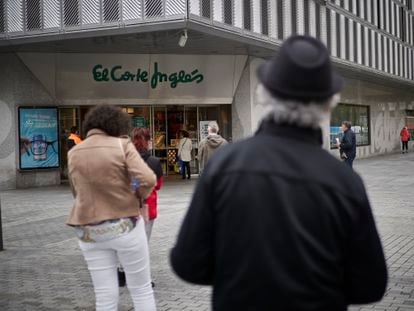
[182,161,191,179]
[402,141,408,152]
[344,157,354,169]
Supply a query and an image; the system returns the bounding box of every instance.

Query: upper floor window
[201,0,211,18]
[103,0,120,22]
[261,0,269,35]
[64,0,80,26]
[400,6,406,42]
[26,0,41,30]
[330,104,370,149]
[145,0,163,18]
[243,0,251,30]
[0,0,4,33]
[224,0,233,25]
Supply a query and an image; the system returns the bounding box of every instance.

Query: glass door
[184,106,199,174]
[199,105,232,142]
[166,106,184,176]
[153,107,168,175]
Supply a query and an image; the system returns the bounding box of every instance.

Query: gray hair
[208,121,219,133]
[256,84,339,129]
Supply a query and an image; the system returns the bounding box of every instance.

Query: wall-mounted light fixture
[178,30,188,47]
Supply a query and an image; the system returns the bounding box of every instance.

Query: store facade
[1,51,414,190]
[0,53,245,188]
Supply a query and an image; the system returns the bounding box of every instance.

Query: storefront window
[153,107,168,174]
[405,113,414,140]
[330,103,370,149]
[199,105,231,142]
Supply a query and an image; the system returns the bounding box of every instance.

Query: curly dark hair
[83,105,131,137]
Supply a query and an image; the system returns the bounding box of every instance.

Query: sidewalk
[0,152,413,310]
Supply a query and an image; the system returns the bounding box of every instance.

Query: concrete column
[0,53,60,190]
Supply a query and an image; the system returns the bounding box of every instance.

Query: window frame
[329,103,371,149]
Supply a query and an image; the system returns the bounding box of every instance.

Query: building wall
[232,58,252,141]
[339,77,414,158]
[245,56,414,160]
[0,53,60,190]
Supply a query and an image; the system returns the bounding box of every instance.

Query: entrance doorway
[58,105,231,180]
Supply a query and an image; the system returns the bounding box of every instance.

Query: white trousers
[79,218,156,311]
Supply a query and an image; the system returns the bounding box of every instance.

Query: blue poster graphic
[19,107,59,169]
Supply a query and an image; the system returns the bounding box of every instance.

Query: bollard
[0,197,3,251]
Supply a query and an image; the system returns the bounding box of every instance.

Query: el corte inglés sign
[92,62,204,89]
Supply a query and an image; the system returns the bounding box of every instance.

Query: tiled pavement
[0,152,413,310]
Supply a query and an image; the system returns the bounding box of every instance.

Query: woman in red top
[131,127,163,240]
[400,126,410,154]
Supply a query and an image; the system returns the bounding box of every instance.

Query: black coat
[170,122,387,311]
[340,128,357,160]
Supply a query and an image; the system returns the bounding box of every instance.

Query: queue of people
[66,35,388,311]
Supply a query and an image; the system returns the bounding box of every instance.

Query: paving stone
[0,152,414,310]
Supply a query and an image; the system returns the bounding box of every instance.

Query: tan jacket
[66,129,156,226]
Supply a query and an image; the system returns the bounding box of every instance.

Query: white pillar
[213,0,223,23]
[252,0,261,34]
[82,0,100,25]
[234,0,243,28]
[330,9,337,57]
[269,0,277,39]
[388,38,392,74]
[309,0,316,37]
[44,0,61,28]
[283,0,292,38]
[189,0,200,15]
[364,26,369,66]
[7,0,23,32]
[296,0,305,35]
[349,19,354,62]
[356,22,362,64]
[320,6,327,46]
[340,15,346,60]
[371,29,376,69]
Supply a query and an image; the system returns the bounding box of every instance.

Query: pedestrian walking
[66,105,157,311]
[198,121,228,173]
[337,121,357,168]
[400,126,410,153]
[131,127,163,241]
[170,35,387,311]
[177,131,192,179]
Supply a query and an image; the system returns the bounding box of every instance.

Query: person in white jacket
[177,131,192,179]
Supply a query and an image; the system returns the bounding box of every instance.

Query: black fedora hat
[257,35,342,101]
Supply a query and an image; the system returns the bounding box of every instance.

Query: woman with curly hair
[131,127,163,241]
[66,105,157,310]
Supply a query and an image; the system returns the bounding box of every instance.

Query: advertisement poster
[18,107,59,169]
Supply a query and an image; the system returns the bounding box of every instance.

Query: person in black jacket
[338,121,357,168]
[170,35,387,311]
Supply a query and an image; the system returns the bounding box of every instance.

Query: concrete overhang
[1,19,413,93]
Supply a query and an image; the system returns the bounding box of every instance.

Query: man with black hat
[170,35,387,310]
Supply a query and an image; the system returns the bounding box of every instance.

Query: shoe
[118,269,126,287]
